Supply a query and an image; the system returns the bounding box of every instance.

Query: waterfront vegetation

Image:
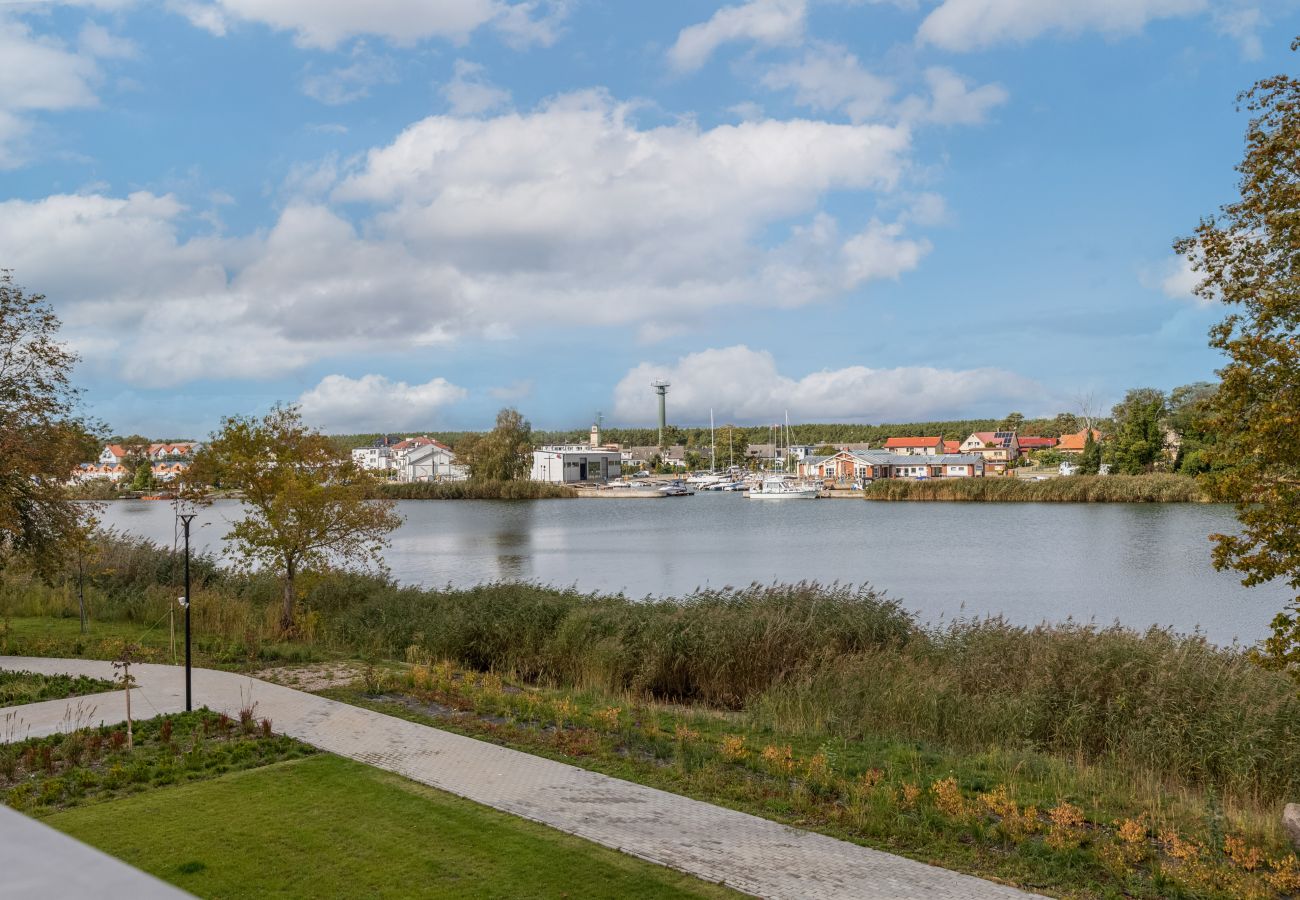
[372,480,577,500]
[0,669,114,707]
[4,533,1300,896]
[863,474,1207,503]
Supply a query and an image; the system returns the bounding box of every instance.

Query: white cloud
[494,0,573,48]
[0,14,136,167]
[171,0,564,50]
[905,67,1008,125]
[669,0,807,73]
[917,0,1207,52]
[761,43,895,122]
[301,44,397,105]
[613,346,1044,424]
[2,93,929,384]
[441,60,511,116]
[1213,6,1265,60]
[1142,255,1210,304]
[760,45,1006,128]
[297,373,468,432]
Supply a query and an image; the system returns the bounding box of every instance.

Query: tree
[1050,412,1081,437]
[1079,430,1102,475]
[1174,40,1300,681]
[459,408,533,482]
[1167,382,1219,474]
[715,425,748,468]
[0,271,96,577]
[193,405,401,633]
[999,412,1025,432]
[131,462,154,492]
[1108,388,1168,474]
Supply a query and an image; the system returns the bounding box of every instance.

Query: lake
[95,496,1288,645]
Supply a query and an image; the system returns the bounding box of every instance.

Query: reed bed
[6,534,1298,806]
[371,481,577,500]
[863,474,1208,502]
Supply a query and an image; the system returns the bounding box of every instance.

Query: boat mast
[710,409,715,473]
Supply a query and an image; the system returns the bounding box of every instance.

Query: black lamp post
[178,513,196,711]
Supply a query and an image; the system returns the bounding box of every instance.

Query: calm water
[96,496,1288,645]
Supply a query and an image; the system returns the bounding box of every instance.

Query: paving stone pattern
[1,656,1041,900]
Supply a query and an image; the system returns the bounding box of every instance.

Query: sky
[1,0,1296,436]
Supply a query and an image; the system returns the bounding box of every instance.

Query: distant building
[531,446,623,484]
[1017,436,1057,452]
[1056,429,1103,455]
[395,440,458,483]
[882,437,944,456]
[959,431,1021,474]
[799,450,984,483]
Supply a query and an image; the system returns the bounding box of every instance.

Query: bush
[370,481,577,500]
[863,474,1207,503]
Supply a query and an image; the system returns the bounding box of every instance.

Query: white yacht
[745,476,819,500]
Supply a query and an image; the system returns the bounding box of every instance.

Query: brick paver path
[1,656,1041,900]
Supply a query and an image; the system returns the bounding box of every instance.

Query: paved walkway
[1,656,1041,900]
[0,802,192,899]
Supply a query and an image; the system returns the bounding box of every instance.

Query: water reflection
[92,496,1289,645]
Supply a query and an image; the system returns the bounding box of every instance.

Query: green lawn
[43,754,740,899]
[0,669,116,707]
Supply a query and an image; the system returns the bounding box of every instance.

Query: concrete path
[1,656,1041,900]
[0,802,192,900]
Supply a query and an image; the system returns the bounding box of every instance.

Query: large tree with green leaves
[458,408,534,482]
[193,405,401,633]
[1108,388,1169,475]
[1175,39,1300,681]
[0,271,98,577]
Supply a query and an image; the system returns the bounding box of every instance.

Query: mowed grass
[42,754,740,900]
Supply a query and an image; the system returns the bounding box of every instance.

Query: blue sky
[1,0,1296,435]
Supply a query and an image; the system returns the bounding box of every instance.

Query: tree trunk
[280,560,296,635]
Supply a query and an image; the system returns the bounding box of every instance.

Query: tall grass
[372,481,577,500]
[7,533,1298,803]
[864,474,1207,502]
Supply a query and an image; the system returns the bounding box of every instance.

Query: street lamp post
[178,513,196,712]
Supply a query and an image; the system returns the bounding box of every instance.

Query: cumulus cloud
[0,14,135,166]
[440,60,511,116]
[917,0,1207,52]
[297,373,468,432]
[613,346,1045,424]
[668,0,807,73]
[760,45,1006,128]
[2,93,929,384]
[172,0,564,49]
[761,43,895,122]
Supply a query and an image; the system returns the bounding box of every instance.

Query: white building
[395,441,459,483]
[531,445,623,484]
[352,445,393,472]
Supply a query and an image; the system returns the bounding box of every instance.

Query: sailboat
[745,411,819,499]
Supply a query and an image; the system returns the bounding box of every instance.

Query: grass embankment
[864,474,1207,502]
[372,480,577,500]
[0,669,115,707]
[46,754,736,899]
[6,535,1300,896]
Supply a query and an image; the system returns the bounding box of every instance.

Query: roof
[1017,436,1057,449]
[967,431,1017,448]
[883,436,943,449]
[1057,429,1102,452]
[943,440,960,454]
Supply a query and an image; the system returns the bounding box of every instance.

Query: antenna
[651,380,671,450]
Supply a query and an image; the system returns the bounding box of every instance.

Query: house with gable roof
[881,436,944,456]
